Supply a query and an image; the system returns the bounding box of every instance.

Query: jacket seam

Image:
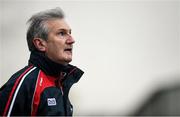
[3,66,36,116]
[31,69,41,116]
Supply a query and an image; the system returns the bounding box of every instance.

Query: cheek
[46,43,61,55]
[53,45,66,59]
[46,39,65,58]
[52,44,64,55]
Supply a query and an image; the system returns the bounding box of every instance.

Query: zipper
[57,72,66,95]
[56,67,77,96]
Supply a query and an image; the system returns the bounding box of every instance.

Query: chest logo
[47,98,57,106]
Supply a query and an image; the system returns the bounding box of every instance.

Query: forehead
[46,19,71,32]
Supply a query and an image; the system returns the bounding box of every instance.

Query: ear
[33,38,47,52]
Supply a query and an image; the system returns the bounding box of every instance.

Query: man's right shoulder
[8,66,39,85]
[0,65,40,116]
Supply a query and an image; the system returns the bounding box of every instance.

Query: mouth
[64,48,73,53]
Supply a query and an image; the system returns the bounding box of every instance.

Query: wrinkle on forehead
[46,19,71,33]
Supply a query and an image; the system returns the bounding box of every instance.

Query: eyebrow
[57,28,71,32]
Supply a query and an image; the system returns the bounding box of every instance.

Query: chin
[65,56,72,62]
[54,58,71,65]
[66,59,72,63]
[63,58,72,65]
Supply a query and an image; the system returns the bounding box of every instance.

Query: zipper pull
[58,72,66,95]
[60,85,64,96]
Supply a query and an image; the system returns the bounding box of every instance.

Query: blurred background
[0,0,180,116]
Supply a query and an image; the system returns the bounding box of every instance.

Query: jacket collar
[28,51,84,79]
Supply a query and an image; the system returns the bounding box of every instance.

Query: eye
[57,30,71,39]
[58,31,66,36]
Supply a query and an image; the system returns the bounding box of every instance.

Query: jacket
[0,51,84,116]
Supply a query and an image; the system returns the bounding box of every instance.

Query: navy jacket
[0,51,84,116]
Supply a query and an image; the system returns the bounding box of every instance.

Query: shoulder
[18,66,57,93]
[1,66,39,90]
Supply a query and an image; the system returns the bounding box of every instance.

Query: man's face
[45,19,75,65]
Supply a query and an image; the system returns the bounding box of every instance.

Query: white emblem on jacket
[47,98,56,106]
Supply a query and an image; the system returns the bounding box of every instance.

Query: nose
[66,35,75,44]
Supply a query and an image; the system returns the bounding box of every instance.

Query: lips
[64,48,72,52]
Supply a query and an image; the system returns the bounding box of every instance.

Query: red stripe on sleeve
[3,66,34,116]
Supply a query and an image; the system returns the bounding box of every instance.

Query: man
[0,7,84,116]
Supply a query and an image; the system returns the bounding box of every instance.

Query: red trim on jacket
[3,66,34,116]
[31,70,56,116]
[68,68,77,76]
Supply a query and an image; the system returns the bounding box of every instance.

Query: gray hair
[26,7,65,51]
